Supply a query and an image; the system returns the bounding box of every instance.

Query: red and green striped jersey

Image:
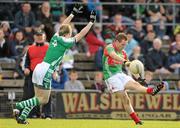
[102,44,127,80]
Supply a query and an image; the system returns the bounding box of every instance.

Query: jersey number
[52,41,58,47]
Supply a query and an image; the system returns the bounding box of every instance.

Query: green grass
[0,119,180,128]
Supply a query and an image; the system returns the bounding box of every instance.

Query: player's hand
[24,68,30,76]
[71,3,83,15]
[89,10,96,23]
[124,60,131,67]
[137,77,148,86]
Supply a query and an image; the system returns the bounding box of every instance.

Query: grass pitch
[0,119,180,128]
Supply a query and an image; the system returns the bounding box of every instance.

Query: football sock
[16,97,40,110]
[130,112,141,124]
[19,106,34,120]
[146,88,153,94]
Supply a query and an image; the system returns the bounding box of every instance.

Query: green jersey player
[103,33,164,125]
[13,4,96,124]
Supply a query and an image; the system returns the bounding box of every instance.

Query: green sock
[19,106,34,120]
[16,97,40,110]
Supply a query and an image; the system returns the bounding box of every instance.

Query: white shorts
[105,73,135,93]
[32,62,50,86]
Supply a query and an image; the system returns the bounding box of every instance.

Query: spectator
[23,30,52,118]
[167,33,180,74]
[64,70,85,91]
[144,71,169,91]
[86,23,106,70]
[0,21,11,40]
[62,46,78,69]
[145,38,170,74]
[37,1,54,42]
[129,46,145,64]
[52,63,69,89]
[14,2,35,41]
[144,71,154,87]
[0,29,16,58]
[103,13,126,41]
[103,0,134,20]
[86,23,106,56]
[124,29,139,57]
[32,21,44,35]
[145,23,155,34]
[146,0,166,38]
[91,71,105,92]
[134,0,147,20]
[140,30,156,55]
[165,0,176,38]
[129,19,146,42]
[54,14,67,33]
[11,30,29,57]
[176,80,180,91]
[12,30,29,79]
[50,0,63,21]
[174,25,180,36]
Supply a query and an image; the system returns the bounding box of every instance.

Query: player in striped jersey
[13,4,96,124]
[102,33,164,125]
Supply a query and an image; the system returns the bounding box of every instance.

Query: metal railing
[0,1,179,28]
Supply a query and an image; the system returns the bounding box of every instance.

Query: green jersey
[102,44,127,80]
[41,34,75,89]
[44,34,75,70]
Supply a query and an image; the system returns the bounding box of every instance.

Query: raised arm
[62,4,83,25]
[74,10,96,42]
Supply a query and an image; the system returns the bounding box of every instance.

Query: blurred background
[0,0,179,120]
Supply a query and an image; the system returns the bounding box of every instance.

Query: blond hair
[59,24,72,36]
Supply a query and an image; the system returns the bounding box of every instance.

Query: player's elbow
[74,35,82,43]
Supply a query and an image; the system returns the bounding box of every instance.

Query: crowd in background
[0,0,180,120]
[0,0,179,91]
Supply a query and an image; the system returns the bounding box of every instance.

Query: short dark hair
[115,33,128,42]
[69,69,77,75]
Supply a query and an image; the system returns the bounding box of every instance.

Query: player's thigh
[125,80,142,90]
[34,86,51,100]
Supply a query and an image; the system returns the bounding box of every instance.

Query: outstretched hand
[89,10,96,23]
[71,3,83,15]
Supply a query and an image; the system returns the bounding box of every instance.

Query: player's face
[116,39,127,49]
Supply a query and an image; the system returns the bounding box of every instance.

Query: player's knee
[43,98,49,104]
[36,96,47,104]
